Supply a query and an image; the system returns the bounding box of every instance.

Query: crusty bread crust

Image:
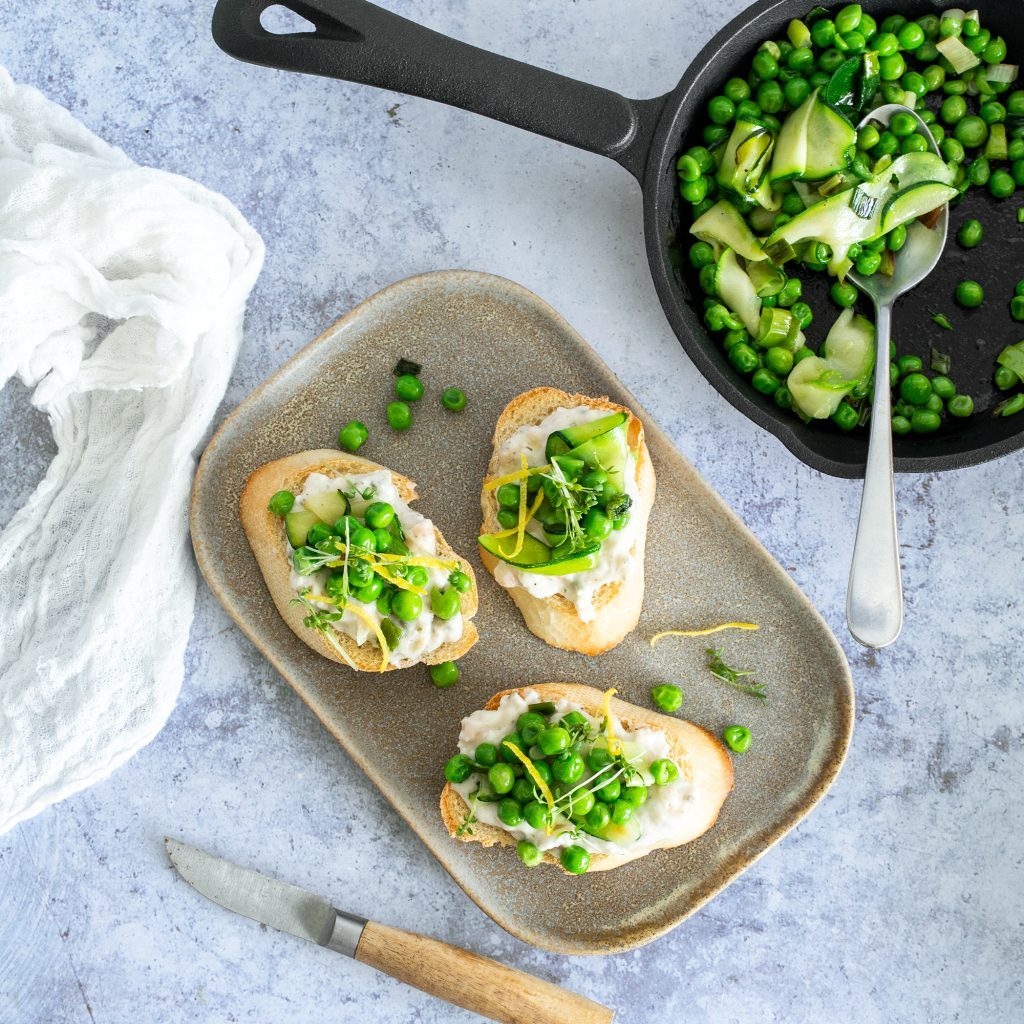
[439,683,733,874]
[478,388,656,655]
[240,448,478,671]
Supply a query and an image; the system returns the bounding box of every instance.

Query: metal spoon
[846,103,949,649]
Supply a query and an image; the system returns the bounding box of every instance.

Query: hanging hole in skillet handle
[259,5,326,38]
[212,0,665,181]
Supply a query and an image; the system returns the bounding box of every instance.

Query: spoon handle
[847,302,903,648]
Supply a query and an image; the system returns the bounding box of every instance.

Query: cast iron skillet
[211,0,1024,478]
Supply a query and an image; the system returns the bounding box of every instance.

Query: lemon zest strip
[483,464,551,491]
[649,622,759,645]
[602,687,623,756]
[491,489,545,540]
[503,741,557,834]
[303,591,390,671]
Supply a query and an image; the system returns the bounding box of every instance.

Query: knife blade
[165,838,614,1024]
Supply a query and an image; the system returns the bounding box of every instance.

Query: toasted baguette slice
[241,449,478,671]
[440,683,733,873]
[479,388,656,655]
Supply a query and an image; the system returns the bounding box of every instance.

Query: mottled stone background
[1,2,1021,1022]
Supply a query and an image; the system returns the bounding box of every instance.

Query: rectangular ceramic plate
[190,270,853,954]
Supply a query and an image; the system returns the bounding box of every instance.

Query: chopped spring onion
[787,18,811,49]
[993,396,1024,417]
[936,35,982,74]
[930,310,954,331]
[850,186,878,220]
[1018,208,1024,225]
[818,173,847,197]
[764,237,797,266]
[931,347,952,374]
[984,123,1008,161]
[985,64,1018,85]
[872,153,893,175]
[757,306,797,347]
[747,259,786,297]
[996,342,1024,379]
[878,248,895,277]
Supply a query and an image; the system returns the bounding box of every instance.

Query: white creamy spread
[452,689,697,856]
[490,406,641,622]
[288,470,463,667]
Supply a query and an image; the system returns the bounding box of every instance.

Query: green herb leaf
[929,310,953,331]
[393,357,422,377]
[706,648,768,700]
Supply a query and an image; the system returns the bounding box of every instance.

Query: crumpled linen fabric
[0,66,264,834]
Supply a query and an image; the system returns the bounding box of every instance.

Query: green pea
[941,137,965,164]
[722,76,750,104]
[440,387,467,412]
[649,759,680,786]
[1011,296,1024,322]
[735,99,763,123]
[622,784,648,808]
[586,747,613,773]
[375,590,393,616]
[774,386,793,411]
[305,521,332,546]
[267,490,295,516]
[890,363,899,388]
[391,589,423,621]
[900,133,929,155]
[353,576,384,603]
[752,49,779,80]
[586,802,612,830]
[394,373,424,402]
[496,508,519,530]
[560,845,590,875]
[512,712,544,747]
[430,587,461,621]
[902,71,927,99]
[784,76,811,108]
[447,570,472,594]
[551,751,585,785]
[517,840,542,867]
[897,21,924,50]
[834,4,861,34]
[567,787,597,820]
[756,80,784,114]
[722,725,752,753]
[889,112,916,138]
[831,281,858,308]
[994,365,1020,391]
[488,763,515,794]
[931,376,956,400]
[750,368,781,396]
[855,250,882,276]
[475,742,498,767]
[832,403,859,431]
[1000,394,1024,417]
[611,800,634,825]
[1012,160,1024,188]
[897,355,923,375]
[892,414,912,435]
[954,280,984,308]
[900,373,933,406]
[956,219,983,248]
[857,125,880,150]
[707,94,735,125]
[886,225,908,252]
[983,36,1007,64]
[523,800,550,830]
[962,18,980,38]
[362,501,394,530]
[781,192,805,217]
[676,154,702,181]
[728,342,759,375]
[954,115,988,149]
[680,177,710,204]
[497,797,523,826]
[688,146,715,173]
[923,64,946,91]
[910,409,941,433]
[948,394,974,418]
[968,157,990,186]
[405,565,429,588]
[430,660,460,688]
[497,733,524,763]
[699,263,718,295]
[651,683,684,714]
[940,95,967,124]
[582,507,613,541]
[689,241,716,268]
[386,401,413,431]
[764,347,794,376]
[496,483,522,509]
[594,777,621,803]
[537,726,571,757]
[1017,281,1024,297]
[337,420,369,453]
[530,759,553,785]
[878,52,905,81]
[989,170,1016,199]
[444,754,474,783]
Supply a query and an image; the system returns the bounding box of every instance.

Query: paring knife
[165,838,614,1024]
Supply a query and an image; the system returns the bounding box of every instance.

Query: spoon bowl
[846,103,949,649]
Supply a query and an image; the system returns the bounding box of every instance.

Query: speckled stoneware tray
[190,270,853,954]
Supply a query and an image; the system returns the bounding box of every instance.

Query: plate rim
[190,268,855,954]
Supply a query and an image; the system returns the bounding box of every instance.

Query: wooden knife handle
[354,920,614,1024]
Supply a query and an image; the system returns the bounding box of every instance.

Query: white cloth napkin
[0,67,264,834]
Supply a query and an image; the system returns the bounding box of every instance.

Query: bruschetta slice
[241,449,478,672]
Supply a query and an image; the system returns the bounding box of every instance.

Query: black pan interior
[642,0,1024,477]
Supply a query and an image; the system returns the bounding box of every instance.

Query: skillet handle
[211,0,662,179]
